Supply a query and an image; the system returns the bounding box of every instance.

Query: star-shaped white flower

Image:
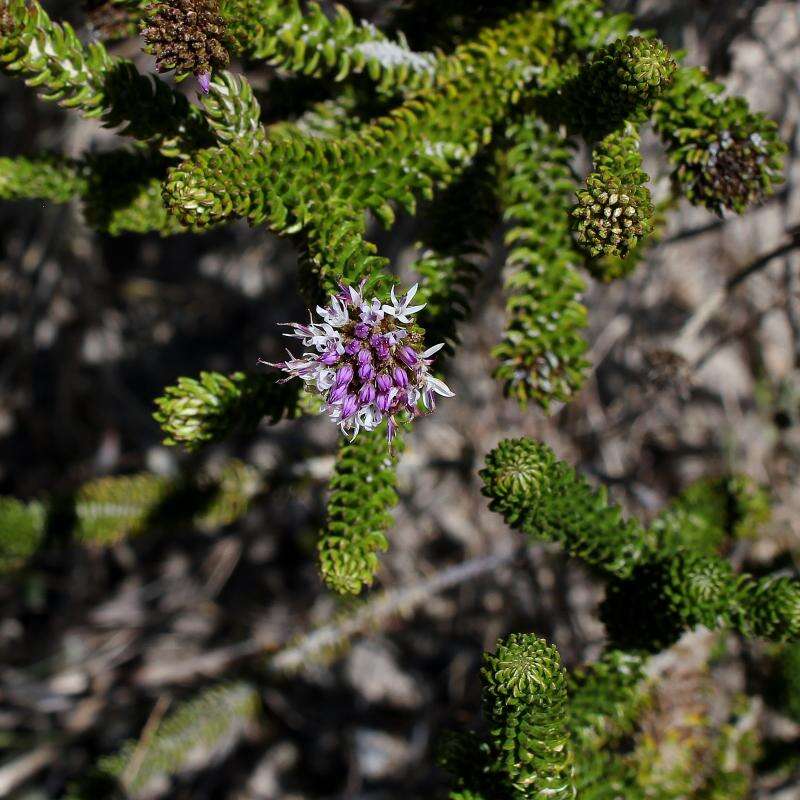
[317,297,350,328]
[383,283,426,324]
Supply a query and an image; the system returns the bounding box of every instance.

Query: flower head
[262,282,454,441]
[142,0,230,90]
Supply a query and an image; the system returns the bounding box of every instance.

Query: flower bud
[393,367,409,388]
[376,372,393,392]
[397,345,419,368]
[358,383,376,404]
[335,364,354,386]
[320,348,340,366]
[376,392,393,413]
[357,348,372,366]
[370,334,390,361]
[359,362,375,381]
[340,394,358,419]
[329,384,348,403]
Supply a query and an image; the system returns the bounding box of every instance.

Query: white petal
[385,329,408,344]
[317,368,336,390]
[421,342,445,358]
[358,405,382,431]
[347,416,361,440]
[426,375,455,397]
[405,283,419,303]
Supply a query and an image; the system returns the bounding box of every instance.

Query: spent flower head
[261,282,453,442]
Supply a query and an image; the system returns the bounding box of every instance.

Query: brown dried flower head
[1,2,18,35]
[695,135,766,213]
[142,0,229,90]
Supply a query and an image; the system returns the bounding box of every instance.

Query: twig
[133,550,518,686]
[659,192,788,248]
[785,255,800,368]
[691,303,778,373]
[726,236,800,293]
[0,744,58,796]
[121,694,172,791]
[267,550,518,675]
[577,234,800,444]
[135,639,268,687]
[675,234,800,358]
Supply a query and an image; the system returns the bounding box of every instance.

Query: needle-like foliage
[0,460,260,571]
[481,437,798,651]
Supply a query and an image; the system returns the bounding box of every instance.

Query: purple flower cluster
[262,282,454,442]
